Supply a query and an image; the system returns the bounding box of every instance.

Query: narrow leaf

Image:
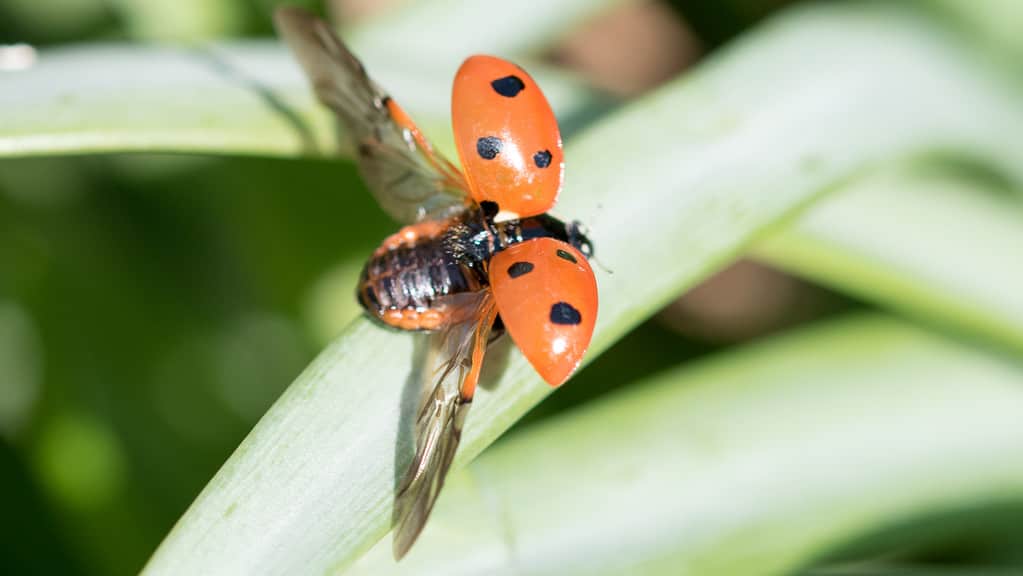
[756,167,1023,352]
[0,42,601,158]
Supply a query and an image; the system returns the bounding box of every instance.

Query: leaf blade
[348,314,1023,575]
[0,41,601,158]
[756,167,1023,352]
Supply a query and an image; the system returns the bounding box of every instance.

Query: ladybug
[275,7,598,559]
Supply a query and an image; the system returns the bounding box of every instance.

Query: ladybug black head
[513,213,595,260]
[567,220,594,260]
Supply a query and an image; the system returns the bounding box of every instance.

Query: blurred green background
[2,1,1022,575]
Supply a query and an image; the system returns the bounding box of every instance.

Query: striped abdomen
[358,222,483,331]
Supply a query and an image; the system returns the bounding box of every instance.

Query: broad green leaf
[142,3,1023,574]
[346,314,1023,575]
[756,167,1023,352]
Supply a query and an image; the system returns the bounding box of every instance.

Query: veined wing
[274,7,469,223]
[392,291,498,559]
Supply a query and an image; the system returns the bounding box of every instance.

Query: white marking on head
[494,210,520,223]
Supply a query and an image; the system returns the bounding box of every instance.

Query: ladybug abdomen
[358,228,482,331]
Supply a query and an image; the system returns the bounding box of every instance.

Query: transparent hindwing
[392,291,498,559]
[274,7,469,223]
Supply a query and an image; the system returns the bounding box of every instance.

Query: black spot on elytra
[550,302,582,325]
[507,261,534,278]
[533,149,552,169]
[476,136,502,160]
[555,249,577,264]
[491,75,526,97]
[480,200,500,219]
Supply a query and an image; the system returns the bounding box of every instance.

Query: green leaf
[0,42,602,158]
[139,3,1023,573]
[756,166,1023,352]
[0,0,618,159]
[344,314,1023,575]
[349,0,632,70]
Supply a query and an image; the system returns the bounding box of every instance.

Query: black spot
[491,75,525,97]
[550,302,582,325]
[555,249,577,264]
[480,200,500,219]
[476,136,502,160]
[533,149,552,169]
[507,261,534,278]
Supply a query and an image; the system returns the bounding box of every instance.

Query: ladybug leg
[458,296,499,401]
[486,314,505,345]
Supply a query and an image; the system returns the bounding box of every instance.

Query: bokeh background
[2,1,1022,575]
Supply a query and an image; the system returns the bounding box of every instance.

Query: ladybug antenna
[589,252,613,275]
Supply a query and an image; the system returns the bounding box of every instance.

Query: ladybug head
[514,213,594,261]
[567,220,594,260]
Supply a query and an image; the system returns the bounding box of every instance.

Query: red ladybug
[275,7,598,559]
